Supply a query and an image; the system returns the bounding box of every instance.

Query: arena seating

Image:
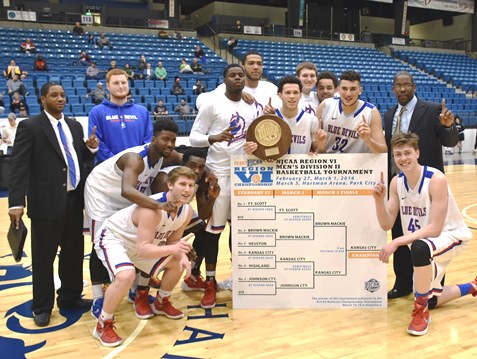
[229,39,477,126]
[0,27,227,133]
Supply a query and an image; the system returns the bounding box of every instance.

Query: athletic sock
[92,284,104,300]
[100,310,113,322]
[206,271,216,282]
[457,281,477,296]
[158,288,172,300]
[414,291,429,306]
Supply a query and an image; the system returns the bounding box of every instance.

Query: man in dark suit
[384,71,458,299]
[8,83,99,327]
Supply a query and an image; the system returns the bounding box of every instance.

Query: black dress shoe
[387,288,412,299]
[58,298,93,309]
[33,312,51,327]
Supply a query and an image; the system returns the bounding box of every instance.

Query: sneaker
[218,276,233,291]
[93,319,123,347]
[151,296,184,319]
[134,288,154,319]
[181,274,206,291]
[201,280,217,309]
[407,303,431,336]
[90,297,104,319]
[471,277,477,297]
[148,276,161,289]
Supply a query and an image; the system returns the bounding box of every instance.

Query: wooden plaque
[246,114,292,160]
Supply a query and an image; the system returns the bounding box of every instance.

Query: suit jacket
[8,112,94,220]
[384,99,459,175]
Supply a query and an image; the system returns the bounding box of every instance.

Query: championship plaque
[246,114,292,160]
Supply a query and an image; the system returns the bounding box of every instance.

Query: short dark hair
[339,70,361,84]
[223,63,243,78]
[40,82,63,97]
[393,71,414,84]
[183,147,207,163]
[241,51,262,65]
[318,71,338,88]
[153,118,178,134]
[277,76,302,93]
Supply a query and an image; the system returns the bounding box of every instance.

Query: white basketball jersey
[298,91,319,116]
[321,97,375,153]
[397,166,472,241]
[275,109,318,154]
[104,192,191,253]
[189,92,256,176]
[85,144,164,221]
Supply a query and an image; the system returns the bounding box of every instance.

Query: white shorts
[205,175,230,234]
[94,227,168,281]
[417,233,468,297]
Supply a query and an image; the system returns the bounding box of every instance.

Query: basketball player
[296,61,319,115]
[247,75,319,155]
[189,64,256,308]
[85,118,182,318]
[315,70,387,154]
[372,133,474,336]
[153,147,221,291]
[316,71,338,103]
[93,167,195,347]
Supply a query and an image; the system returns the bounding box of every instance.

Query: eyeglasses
[393,83,414,90]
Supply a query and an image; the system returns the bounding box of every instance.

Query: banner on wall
[7,10,36,21]
[340,33,355,42]
[148,19,169,29]
[367,0,473,13]
[244,26,262,35]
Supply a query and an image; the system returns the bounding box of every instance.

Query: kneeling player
[92,167,195,347]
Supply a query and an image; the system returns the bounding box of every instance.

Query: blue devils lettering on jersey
[228,111,246,145]
[401,206,427,216]
[154,230,173,240]
[292,135,307,144]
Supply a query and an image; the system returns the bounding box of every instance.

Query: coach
[8,83,98,327]
[384,70,458,299]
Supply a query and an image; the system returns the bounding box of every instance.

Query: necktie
[393,106,407,135]
[57,122,77,189]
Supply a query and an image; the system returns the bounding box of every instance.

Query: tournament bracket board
[230,153,388,309]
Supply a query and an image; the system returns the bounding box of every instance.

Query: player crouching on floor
[92,166,196,347]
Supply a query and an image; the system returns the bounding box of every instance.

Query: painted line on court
[102,320,147,359]
[462,204,477,225]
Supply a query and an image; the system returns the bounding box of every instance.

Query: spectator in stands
[87,33,96,46]
[455,115,465,154]
[227,37,238,52]
[86,61,102,80]
[154,61,167,82]
[174,30,183,39]
[3,60,27,80]
[2,112,18,146]
[193,79,206,95]
[316,71,338,103]
[0,92,5,114]
[10,92,28,114]
[190,58,203,74]
[20,38,37,54]
[18,105,28,118]
[135,55,147,79]
[123,63,135,86]
[171,76,185,95]
[86,82,108,105]
[158,29,168,39]
[175,98,193,118]
[108,60,118,73]
[142,63,154,80]
[72,22,84,36]
[194,45,206,65]
[153,98,168,119]
[7,74,27,98]
[33,54,48,71]
[96,32,113,50]
[76,50,91,66]
[179,59,193,74]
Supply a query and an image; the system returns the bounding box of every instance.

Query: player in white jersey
[92,167,195,347]
[248,76,319,155]
[85,119,182,316]
[189,64,256,309]
[296,62,319,115]
[315,70,387,154]
[372,133,474,337]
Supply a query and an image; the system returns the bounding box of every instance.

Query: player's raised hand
[439,98,454,127]
[372,171,386,200]
[264,97,275,115]
[209,125,236,144]
[86,126,99,148]
[207,177,221,199]
[313,118,327,143]
[171,239,192,258]
[356,115,371,141]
